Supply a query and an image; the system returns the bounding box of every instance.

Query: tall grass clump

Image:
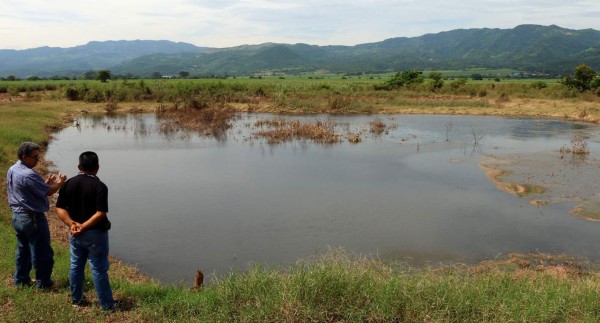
[327,95,355,111]
[369,118,387,134]
[560,136,590,155]
[82,85,105,102]
[171,249,600,322]
[253,118,341,144]
[156,99,238,137]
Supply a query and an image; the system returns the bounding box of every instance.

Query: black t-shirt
[56,173,109,230]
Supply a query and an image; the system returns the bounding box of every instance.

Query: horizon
[1,0,600,50]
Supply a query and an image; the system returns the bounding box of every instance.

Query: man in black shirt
[55,151,115,310]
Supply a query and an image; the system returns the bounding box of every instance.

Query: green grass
[5,245,600,321]
[2,86,600,321]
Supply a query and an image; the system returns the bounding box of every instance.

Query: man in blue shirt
[7,142,66,288]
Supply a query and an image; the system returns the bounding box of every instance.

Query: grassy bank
[2,83,600,321]
[4,77,600,122]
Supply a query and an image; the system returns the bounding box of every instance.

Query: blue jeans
[12,212,54,288]
[70,229,114,310]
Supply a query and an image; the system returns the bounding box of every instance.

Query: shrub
[328,95,353,111]
[450,78,468,89]
[255,87,266,97]
[560,136,590,155]
[83,87,105,102]
[563,64,598,92]
[560,88,578,98]
[384,70,424,90]
[428,72,444,92]
[530,81,547,89]
[471,73,483,80]
[496,92,510,103]
[104,101,118,113]
[7,86,19,96]
[184,96,210,110]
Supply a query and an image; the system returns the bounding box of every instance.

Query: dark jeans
[12,212,54,288]
[70,229,114,309]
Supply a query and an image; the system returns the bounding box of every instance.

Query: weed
[531,81,548,89]
[346,131,362,143]
[83,87,105,103]
[104,101,119,113]
[64,86,80,101]
[560,136,590,156]
[471,127,485,146]
[253,118,341,144]
[255,87,266,97]
[156,101,238,136]
[496,92,510,103]
[368,118,387,134]
[328,95,353,111]
[445,121,454,141]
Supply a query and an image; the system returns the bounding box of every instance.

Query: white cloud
[0,0,599,49]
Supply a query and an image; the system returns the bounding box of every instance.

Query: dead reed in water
[253,118,341,144]
[369,118,387,134]
[368,117,397,135]
[346,131,362,143]
[560,136,590,155]
[156,100,238,136]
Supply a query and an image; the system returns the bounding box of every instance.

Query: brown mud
[480,159,546,198]
[480,153,600,221]
[464,252,599,279]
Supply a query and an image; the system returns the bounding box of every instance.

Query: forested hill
[0,40,206,77]
[2,24,600,78]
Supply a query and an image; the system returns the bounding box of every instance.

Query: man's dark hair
[79,151,99,171]
[18,142,40,159]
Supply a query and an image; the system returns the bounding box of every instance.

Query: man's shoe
[102,299,124,312]
[15,281,32,288]
[36,282,57,291]
[72,298,90,307]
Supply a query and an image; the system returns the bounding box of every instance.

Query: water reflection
[46,113,600,285]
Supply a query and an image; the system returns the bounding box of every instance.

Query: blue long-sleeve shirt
[7,160,50,213]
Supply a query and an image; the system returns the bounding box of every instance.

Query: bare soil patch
[0,93,24,102]
[480,152,600,221]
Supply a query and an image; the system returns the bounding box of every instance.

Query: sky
[1,0,600,50]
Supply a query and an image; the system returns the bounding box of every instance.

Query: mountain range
[1,24,599,78]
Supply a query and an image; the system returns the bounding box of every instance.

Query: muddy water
[46,113,600,285]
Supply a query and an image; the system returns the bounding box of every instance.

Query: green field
[0,74,577,109]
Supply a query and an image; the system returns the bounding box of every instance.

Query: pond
[45,113,600,285]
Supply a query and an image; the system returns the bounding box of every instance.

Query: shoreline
[40,98,600,284]
[30,95,600,123]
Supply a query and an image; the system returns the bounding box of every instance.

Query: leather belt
[16,211,44,216]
